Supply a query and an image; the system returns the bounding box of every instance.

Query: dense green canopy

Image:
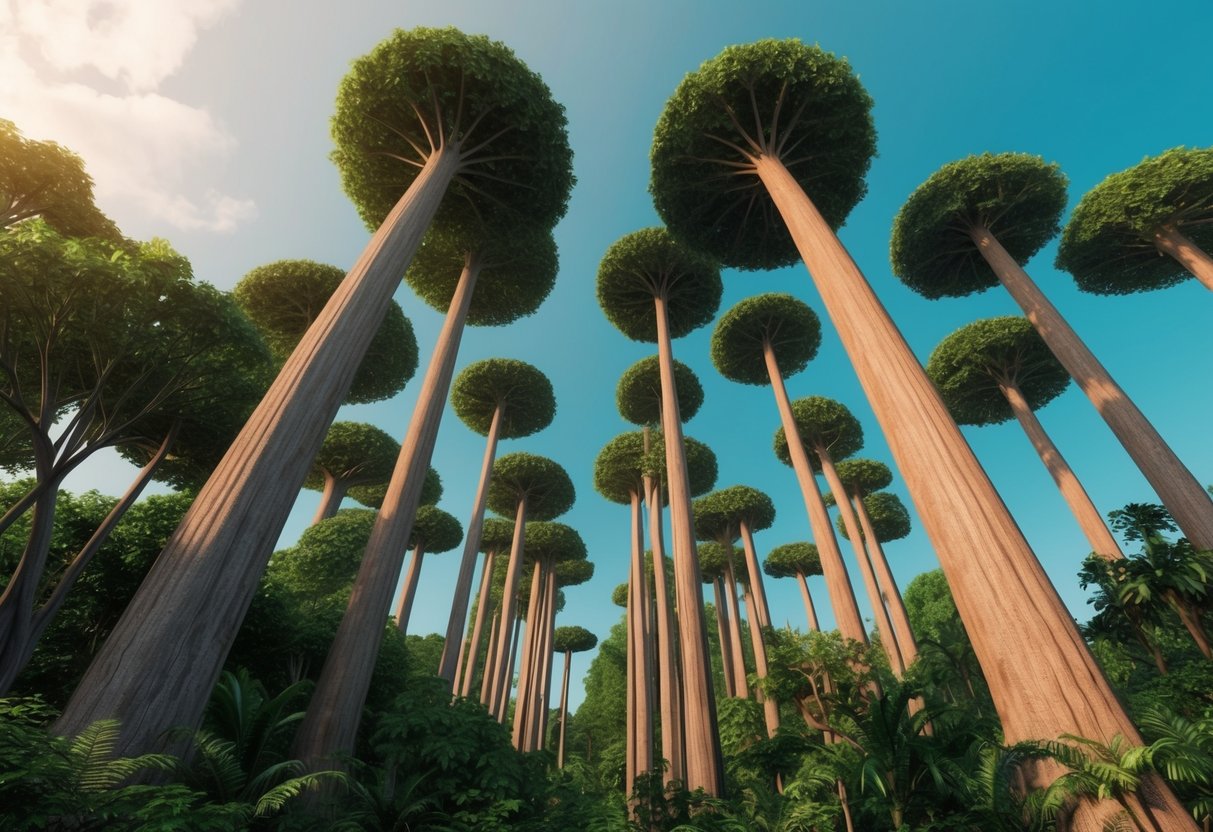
[451,358,555,438]
[406,224,559,326]
[596,227,721,342]
[331,26,573,234]
[650,39,876,270]
[832,458,893,496]
[698,541,742,583]
[711,294,821,385]
[304,422,400,492]
[644,433,719,499]
[480,517,516,553]
[837,492,912,543]
[270,509,377,599]
[556,559,594,588]
[409,505,463,553]
[1056,147,1213,295]
[524,521,587,564]
[772,396,863,468]
[611,582,628,608]
[348,466,443,510]
[926,316,1070,427]
[234,259,417,404]
[485,452,574,520]
[592,432,647,505]
[553,625,598,654]
[616,355,704,425]
[890,153,1067,299]
[763,542,823,579]
[693,485,776,542]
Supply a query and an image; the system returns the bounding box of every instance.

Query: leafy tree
[346,466,441,511]
[301,422,400,524]
[763,542,824,632]
[616,355,704,426]
[902,571,990,709]
[552,626,599,768]
[394,505,463,636]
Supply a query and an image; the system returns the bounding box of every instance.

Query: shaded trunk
[440,405,503,686]
[722,557,749,698]
[851,492,917,665]
[1169,599,1212,660]
[500,610,522,723]
[739,522,779,735]
[762,339,867,642]
[1153,223,1213,291]
[56,145,460,754]
[537,566,557,750]
[488,499,529,718]
[625,567,637,798]
[644,470,684,784]
[479,606,501,706]
[460,549,497,699]
[755,155,1195,830]
[712,578,737,696]
[0,489,58,692]
[392,545,425,636]
[310,473,349,526]
[742,581,780,737]
[293,245,482,769]
[629,490,654,776]
[512,561,544,749]
[557,650,572,768]
[653,293,723,794]
[796,570,820,632]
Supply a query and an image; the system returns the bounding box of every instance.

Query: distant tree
[764,542,824,633]
[393,505,463,636]
[345,466,441,512]
[301,422,400,524]
[552,626,598,768]
[699,541,749,700]
[459,517,514,701]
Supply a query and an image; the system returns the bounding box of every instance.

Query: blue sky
[5,0,1212,712]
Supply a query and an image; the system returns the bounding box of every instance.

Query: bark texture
[739,523,779,735]
[628,491,654,776]
[310,474,349,525]
[723,557,749,699]
[1153,223,1213,291]
[712,579,737,696]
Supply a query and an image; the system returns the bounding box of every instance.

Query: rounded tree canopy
[650,39,875,271]
[486,452,574,520]
[524,521,587,564]
[711,294,821,385]
[597,227,721,343]
[698,540,742,583]
[348,466,443,510]
[451,358,555,439]
[409,505,463,553]
[616,355,704,425]
[832,458,893,496]
[763,542,822,579]
[926,316,1070,427]
[272,508,376,598]
[556,558,594,588]
[593,431,647,505]
[890,153,1067,299]
[304,421,400,491]
[1056,147,1213,295]
[480,517,516,553]
[772,396,863,469]
[611,582,628,608]
[331,26,573,235]
[693,485,776,542]
[553,625,598,654]
[406,222,559,326]
[643,432,719,499]
[837,491,912,543]
[234,259,417,404]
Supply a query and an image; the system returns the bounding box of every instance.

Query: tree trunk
[653,293,723,794]
[738,522,772,629]
[739,522,779,735]
[460,549,497,698]
[999,380,1123,559]
[1153,223,1213,291]
[625,568,637,798]
[973,224,1213,553]
[742,580,780,737]
[644,471,684,784]
[755,155,1195,830]
[629,490,654,776]
[292,247,482,769]
[712,578,736,696]
[762,339,868,642]
[488,499,528,718]
[55,146,460,754]
[500,610,522,723]
[310,473,349,526]
[0,489,58,692]
[536,566,557,750]
[512,561,544,749]
[440,405,503,686]
[557,649,572,768]
[850,492,917,664]
[722,557,749,698]
[796,571,820,632]
[818,445,905,675]
[392,545,425,637]
[480,606,500,706]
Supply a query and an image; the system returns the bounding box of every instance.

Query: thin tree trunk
[310,473,348,526]
[557,649,572,768]
[722,557,749,699]
[850,492,917,664]
[645,471,684,784]
[739,522,779,735]
[742,581,780,737]
[392,545,425,636]
[1153,224,1213,291]
[293,247,482,769]
[0,489,58,692]
[480,606,501,706]
[488,499,528,718]
[999,380,1123,559]
[440,405,503,686]
[1169,599,1212,660]
[512,561,544,748]
[56,146,460,754]
[653,293,723,794]
[738,522,772,629]
[629,490,654,777]
[500,610,522,724]
[461,549,497,698]
[536,567,557,750]
[626,569,637,798]
[712,578,736,696]
[762,339,868,642]
[755,155,1195,830]
[796,571,820,631]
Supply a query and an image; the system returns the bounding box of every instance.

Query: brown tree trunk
[796,571,820,632]
[512,561,544,748]
[629,490,654,776]
[499,610,522,723]
[850,492,917,665]
[738,522,772,629]
[653,293,723,794]
[712,578,736,696]
[755,156,1195,830]
[625,570,637,798]
[440,405,503,686]
[644,469,685,784]
[557,649,572,768]
[739,522,779,735]
[479,603,501,706]
[392,545,425,636]
[292,247,482,769]
[742,581,780,737]
[461,549,497,698]
[818,446,905,674]
[999,380,1123,559]
[762,339,868,642]
[1153,223,1213,291]
[723,558,749,698]
[310,473,349,526]
[536,567,558,750]
[973,224,1213,553]
[488,499,528,718]
[55,146,460,754]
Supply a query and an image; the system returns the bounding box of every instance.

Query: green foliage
[331,26,573,234]
[616,356,704,425]
[451,358,555,438]
[836,491,911,543]
[832,458,892,496]
[480,517,516,553]
[1138,707,1213,826]
[903,571,991,709]
[1108,503,1178,554]
[593,432,647,505]
[693,485,776,542]
[486,452,574,521]
[407,224,559,326]
[926,316,1070,426]
[303,422,399,492]
[772,395,863,469]
[698,541,743,582]
[553,625,598,654]
[763,542,821,579]
[410,505,463,554]
[1057,146,1213,294]
[650,39,875,270]
[891,153,1067,299]
[711,294,821,385]
[596,227,722,343]
[645,432,719,499]
[233,259,416,405]
[556,557,594,588]
[347,465,442,510]
[611,582,628,608]
[567,619,627,782]
[268,509,376,600]
[524,520,586,564]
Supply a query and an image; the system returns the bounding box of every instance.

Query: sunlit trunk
[512,561,544,748]
[644,465,685,784]
[1153,223,1213,291]
[629,490,653,777]
[796,570,820,632]
[722,556,748,699]
[850,493,916,664]
[712,579,736,696]
[739,522,779,735]
[310,473,349,526]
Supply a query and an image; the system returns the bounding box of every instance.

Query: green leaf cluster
[592,431,647,505]
[347,465,442,510]
[523,520,586,564]
[693,485,776,542]
[553,625,598,654]
[711,293,821,385]
[303,421,399,492]
[763,542,822,579]
[772,395,863,468]
[267,509,377,600]
[615,355,703,425]
[698,540,743,583]
[409,505,463,554]
[836,491,911,543]
[832,458,893,496]
[451,358,555,438]
[556,558,594,588]
[479,517,515,553]
[485,452,574,520]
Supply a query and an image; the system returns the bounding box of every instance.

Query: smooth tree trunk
[0,491,59,692]
[850,492,917,665]
[625,570,637,797]
[972,224,1213,553]
[738,522,779,734]
[440,405,504,686]
[722,557,749,699]
[999,380,1123,559]
[536,567,558,750]
[653,294,724,794]
[500,610,522,723]
[796,570,820,632]
[1153,223,1213,291]
[712,578,737,696]
[629,490,654,777]
[762,340,868,642]
[310,473,349,525]
[756,155,1195,830]
[488,499,529,718]
[512,561,545,748]
[741,581,780,736]
[392,545,425,636]
[645,473,685,784]
[56,146,461,754]
[293,247,482,769]
[460,549,497,698]
[557,649,572,767]
[479,604,501,706]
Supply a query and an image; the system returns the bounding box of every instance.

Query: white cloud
[0,0,255,234]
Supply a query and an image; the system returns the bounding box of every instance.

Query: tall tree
[439,358,555,687]
[393,505,463,635]
[597,227,724,793]
[651,41,1193,826]
[552,625,598,768]
[459,517,515,699]
[345,466,441,512]
[698,541,738,698]
[302,423,400,524]
[57,26,573,755]
[763,542,823,632]
[699,541,749,700]
[1057,146,1213,293]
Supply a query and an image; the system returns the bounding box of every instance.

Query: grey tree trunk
[796,570,820,632]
